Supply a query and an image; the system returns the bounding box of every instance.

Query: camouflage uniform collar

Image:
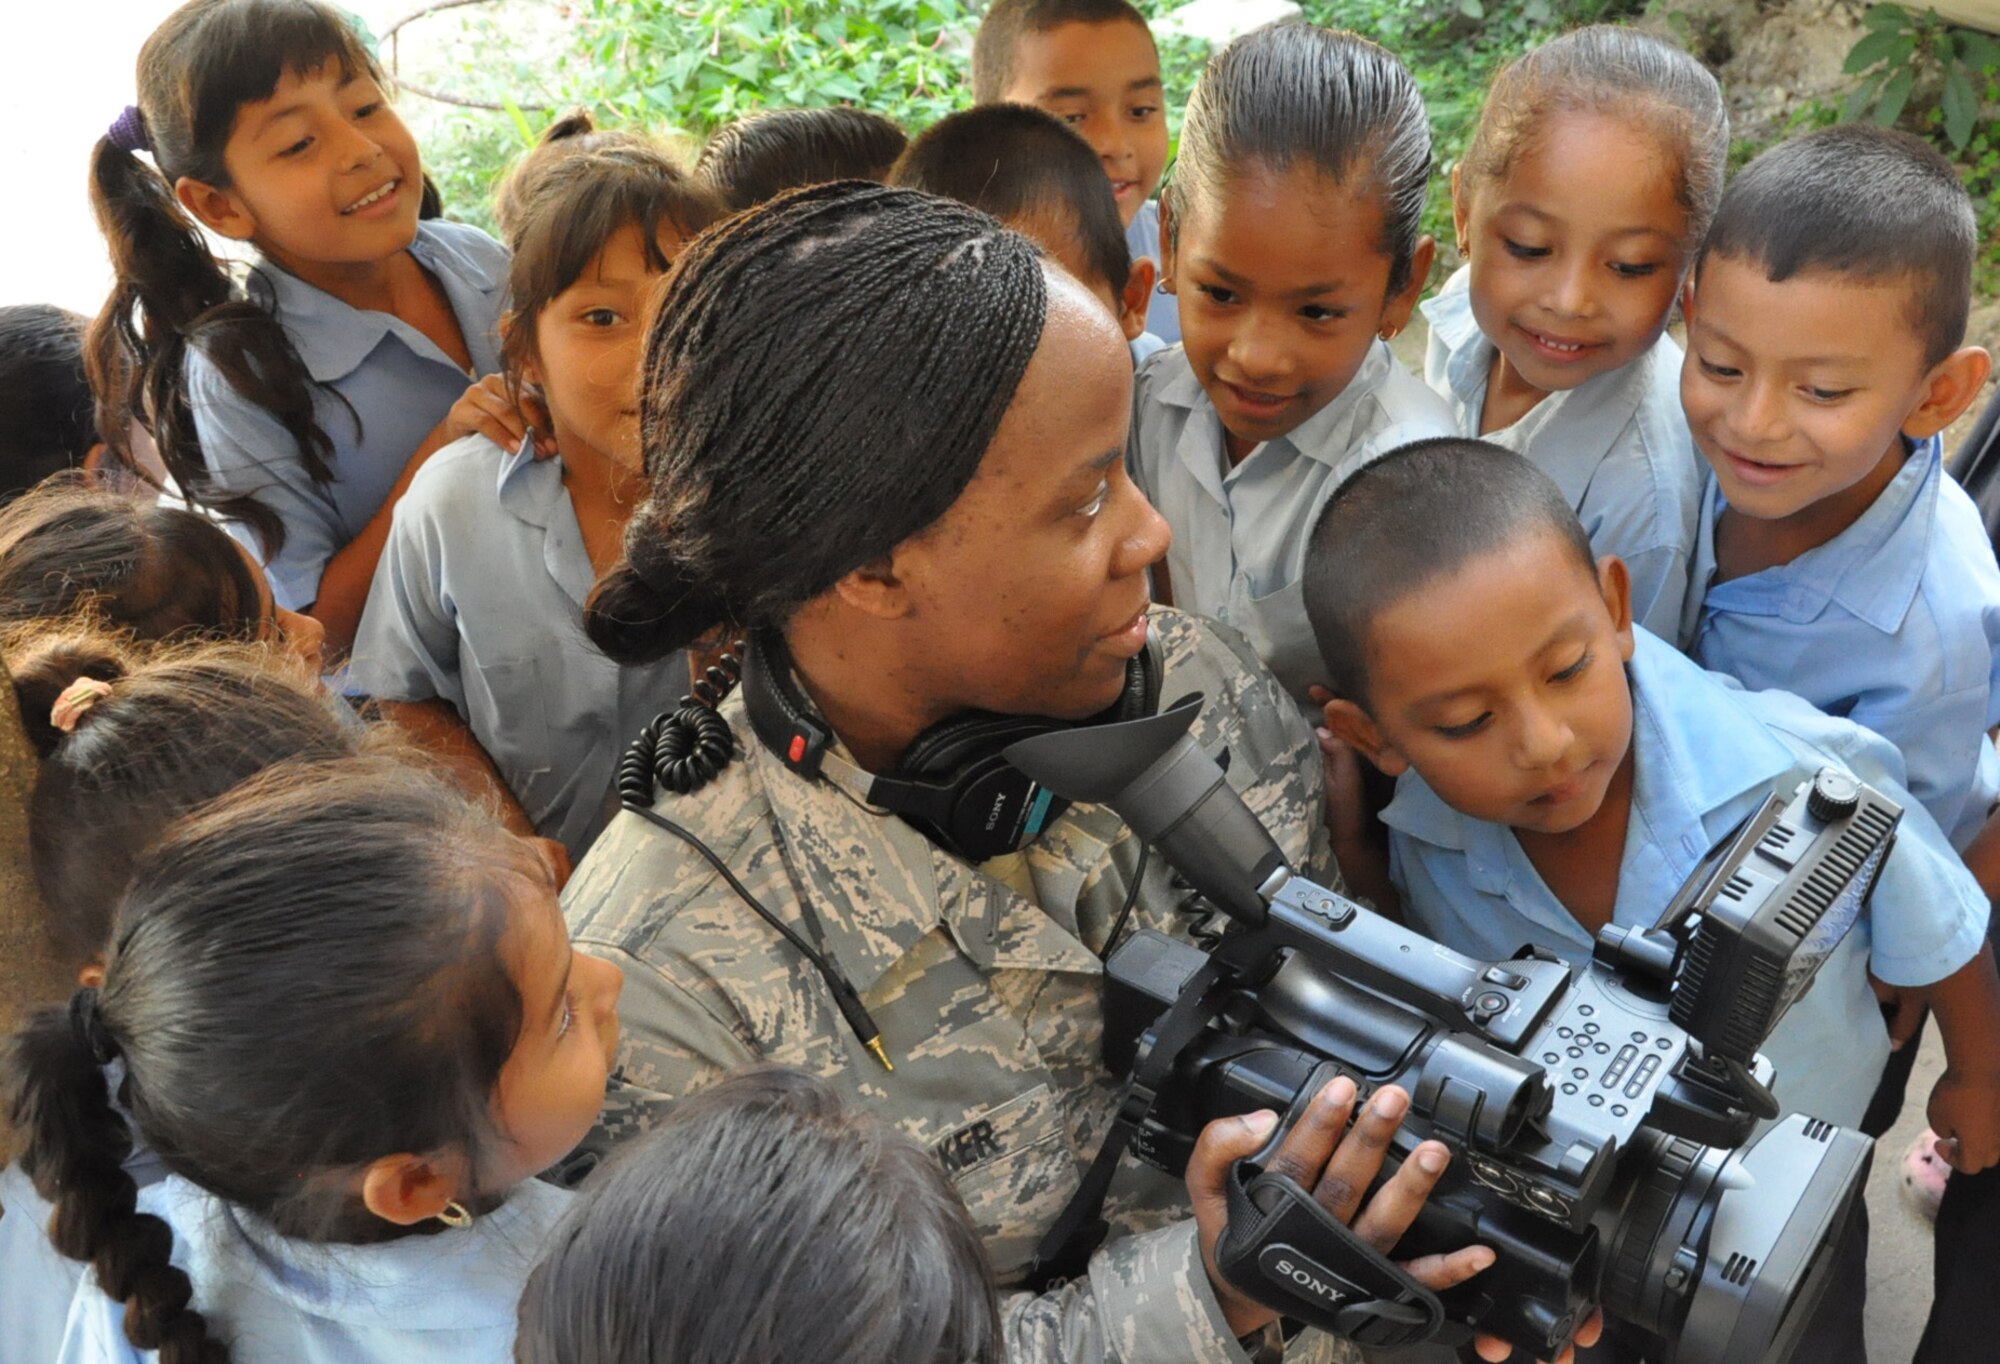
[746,725,1107,989]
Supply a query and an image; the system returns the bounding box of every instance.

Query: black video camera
[1005,695,1896,1363]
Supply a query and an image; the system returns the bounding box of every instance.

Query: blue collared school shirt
[1125,200,1181,345]
[185,219,510,611]
[57,1175,570,1364]
[1129,340,1455,706]
[1383,630,1989,1128]
[1682,435,2000,852]
[1421,266,1702,646]
[349,434,690,861]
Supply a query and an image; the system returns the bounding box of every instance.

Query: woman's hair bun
[584,558,726,666]
[8,630,131,758]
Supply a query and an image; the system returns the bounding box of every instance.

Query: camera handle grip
[1216,1162,1446,1349]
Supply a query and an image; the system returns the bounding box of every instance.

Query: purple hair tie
[106,105,150,154]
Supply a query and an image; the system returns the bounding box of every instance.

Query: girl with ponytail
[6,756,621,1364]
[0,632,363,1362]
[349,113,722,868]
[89,0,521,656]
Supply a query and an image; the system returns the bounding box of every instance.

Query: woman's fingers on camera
[1317,1084,1416,1224]
[1260,1075,1360,1193]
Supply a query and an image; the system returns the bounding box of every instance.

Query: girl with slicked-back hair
[563,182,1506,1364]
[1130,23,1456,707]
[1423,23,1727,645]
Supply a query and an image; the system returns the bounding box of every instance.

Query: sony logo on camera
[1259,1245,1351,1309]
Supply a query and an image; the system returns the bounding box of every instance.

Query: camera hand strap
[1026,955,1226,1292]
[1215,1165,1444,1348]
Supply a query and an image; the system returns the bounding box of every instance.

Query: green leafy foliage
[1834,4,1999,290]
[1842,4,1998,151]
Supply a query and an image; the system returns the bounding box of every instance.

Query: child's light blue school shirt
[1125,200,1181,345]
[349,434,689,860]
[1129,340,1454,705]
[1682,435,2000,852]
[1383,629,1990,1129]
[1421,266,1702,645]
[57,1174,570,1364]
[186,219,510,611]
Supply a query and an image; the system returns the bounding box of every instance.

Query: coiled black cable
[617,642,745,805]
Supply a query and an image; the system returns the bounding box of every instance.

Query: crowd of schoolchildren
[0,0,1994,1361]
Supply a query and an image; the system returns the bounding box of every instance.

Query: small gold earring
[1379,324,1401,342]
[436,1200,472,1229]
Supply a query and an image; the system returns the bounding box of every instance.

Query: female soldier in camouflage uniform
[559,185,1531,1364]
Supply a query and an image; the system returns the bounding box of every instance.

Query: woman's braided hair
[584,182,1049,664]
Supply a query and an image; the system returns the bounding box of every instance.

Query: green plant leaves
[1942,65,1979,149]
[1845,26,1916,73]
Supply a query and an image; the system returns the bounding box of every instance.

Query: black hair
[492,108,700,247]
[1303,437,1597,708]
[1165,23,1433,298]
[86,0,430,554]
[0,306,99,504]
[5,755,529,1363]
[0,477,263,641]
[1698,124,1976,368]
[515,1066,1002,1364]
[970,0,1156,104]
[891,103,1132,300]
[1461,24,1728,253]
[4,628,362,967]
[694,108,909,214]
[585,182,1049,665]
[499,112,725,423]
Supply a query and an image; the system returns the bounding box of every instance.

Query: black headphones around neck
[741,628,1162,863]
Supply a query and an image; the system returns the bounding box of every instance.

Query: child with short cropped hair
[1424,26,1727,642]
[516,1067,1002,1364]
[1308,437,2000,1362]
[971,0,1178,344]
[92,0,521,653]
[0,631,364,1361]
[1680,125,1997,853]
[1128,23,1452,705]
[350,117,723,864]
[7,757,620,1363]
[890,103,1160,361]
[694,106,906,213]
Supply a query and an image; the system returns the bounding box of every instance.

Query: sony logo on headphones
[984,790,1012,833]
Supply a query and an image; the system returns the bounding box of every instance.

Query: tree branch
[382,0,497,44]
[391,77,552,112]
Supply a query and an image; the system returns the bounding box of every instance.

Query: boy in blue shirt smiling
[1305,437,2000,1360]
[1678,126,1997,855]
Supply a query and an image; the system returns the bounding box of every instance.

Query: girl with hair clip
[1422,25,1727,644]
[6,756,621,1364]
[516,1066,1003,1364]
[0,631,365,1363]
[0,477,324,676]
[564,183,1591,1364]
[87,0,523,655]
[1130,23,1454,709]
[348,114,724,869]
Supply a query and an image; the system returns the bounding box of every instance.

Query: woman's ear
[360,1152,461,1227]
[1118,257,1157,343]
[173,176,257,243]
[1322,697,1409,778]
[831,552,913,621]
